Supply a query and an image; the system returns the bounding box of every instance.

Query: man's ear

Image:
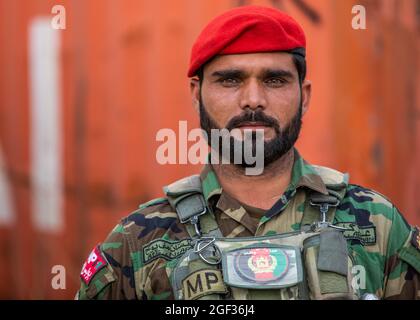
[301,79,312,116]
[190,78,200,114]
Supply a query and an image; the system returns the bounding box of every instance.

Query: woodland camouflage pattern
[77,149,420,300]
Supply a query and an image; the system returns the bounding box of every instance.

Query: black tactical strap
[164,175,222,239]
[164,175,206,223]
[318,229,349,276]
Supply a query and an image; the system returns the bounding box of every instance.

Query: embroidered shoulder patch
[411,227,420,251]
[143,238,192,264]
[80,246,108,285]
[334,222,376,245]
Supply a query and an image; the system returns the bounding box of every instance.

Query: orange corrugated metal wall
[0,0,418,299]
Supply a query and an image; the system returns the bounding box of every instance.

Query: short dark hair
[196,48,307,86]
[290,48,306,84]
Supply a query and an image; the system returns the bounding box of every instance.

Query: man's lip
[235,122,271,128]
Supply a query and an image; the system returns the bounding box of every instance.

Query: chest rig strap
[164,175,223,265]
[164,175,226,300]
[298,166,354,299]
[164,174,222,237]
[300,165,349,231]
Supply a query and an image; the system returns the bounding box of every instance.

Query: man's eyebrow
[210,69,295,79]
[211,69,246,78]
[262,69,294,79]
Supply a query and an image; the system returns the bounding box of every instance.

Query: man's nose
[239,79,267,111]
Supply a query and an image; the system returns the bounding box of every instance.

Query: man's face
[191,52,311,167]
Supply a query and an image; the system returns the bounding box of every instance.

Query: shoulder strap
[301,165,349,230]
[164,175,206,223]
[163,175,222,238]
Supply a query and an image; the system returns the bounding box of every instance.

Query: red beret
[188,5,306,77]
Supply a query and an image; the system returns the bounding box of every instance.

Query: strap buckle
[308,198,351,232]
[310,199,339,223]
[189,208,207,237]
[310,198,340,230]
[193,237,222,265]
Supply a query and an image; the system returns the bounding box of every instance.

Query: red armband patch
[80,246,108,285]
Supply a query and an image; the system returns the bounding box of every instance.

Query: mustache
[225,110,280,133]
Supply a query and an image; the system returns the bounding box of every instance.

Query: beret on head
[188,5,306,77]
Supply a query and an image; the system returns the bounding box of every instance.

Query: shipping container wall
[0,0,418,299]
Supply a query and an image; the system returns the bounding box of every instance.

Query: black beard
[199,96,302,168]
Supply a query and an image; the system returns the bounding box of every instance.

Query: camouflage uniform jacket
[77,149,420,300]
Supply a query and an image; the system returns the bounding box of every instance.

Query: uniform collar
[200,148,328,205]
[200,160,223,202]
[288,148,328,195]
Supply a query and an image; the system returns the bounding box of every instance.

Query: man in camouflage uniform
[77,6,420,300]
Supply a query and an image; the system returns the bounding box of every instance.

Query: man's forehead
[204,52,295,75]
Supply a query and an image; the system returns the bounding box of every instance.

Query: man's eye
[219,78,240,86]
[265,78,286,86]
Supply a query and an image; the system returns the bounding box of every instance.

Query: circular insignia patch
[233,247,290,283]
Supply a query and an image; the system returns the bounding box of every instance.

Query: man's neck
[212,148,295,210]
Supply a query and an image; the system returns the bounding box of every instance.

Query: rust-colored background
[0,0,418,299]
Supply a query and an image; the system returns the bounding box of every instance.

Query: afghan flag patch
[222,245,302,289]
